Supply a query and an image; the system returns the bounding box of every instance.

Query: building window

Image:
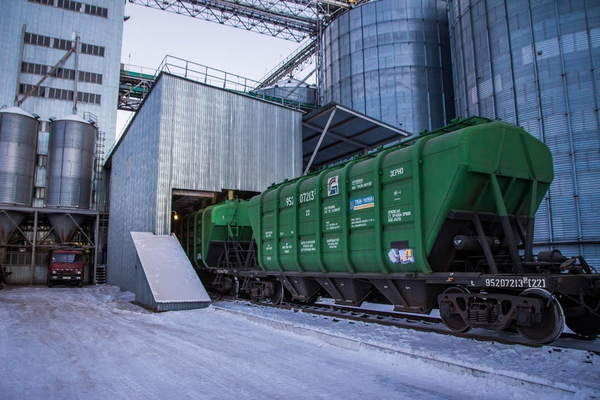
[21,62,103,85]
[83,3,108,17]
[24,32,52,48]
[29,0,55,5]
[52,38,73,51]
[19,83,45,98]
[29,0,108,18]
[80,42,105,57]
[19,83,101,105]
[24,32,105,58]
[57,0,82,12]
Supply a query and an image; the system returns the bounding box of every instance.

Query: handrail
[155,55,315,111]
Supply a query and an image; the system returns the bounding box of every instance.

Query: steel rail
[218,297,600,354]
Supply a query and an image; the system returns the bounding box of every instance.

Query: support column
[93,213,99,285]
[30,210,38,285]
[304,108,337,175]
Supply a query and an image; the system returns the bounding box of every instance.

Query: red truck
[47,250,86,287]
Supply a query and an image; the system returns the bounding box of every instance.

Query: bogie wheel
[564,298,600,338]
[517,288,565,344]
[269,280,288,305]
[439,286,471,333]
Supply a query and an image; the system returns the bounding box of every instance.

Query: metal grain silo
[46,115,97,243]
[254,78,318,106]
[319,0,455,132]
[0,107,38,206]
[448,0,600,266]
[47,115,97,210]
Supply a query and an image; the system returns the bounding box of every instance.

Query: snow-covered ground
[0,286,597,400]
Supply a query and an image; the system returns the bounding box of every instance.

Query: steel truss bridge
[119,0,367,111]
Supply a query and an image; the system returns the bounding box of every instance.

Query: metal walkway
[118,56,319,112]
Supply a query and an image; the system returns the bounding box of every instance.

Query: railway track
[220,297,600,354]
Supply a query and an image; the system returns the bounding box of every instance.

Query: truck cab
[47,250,86,287]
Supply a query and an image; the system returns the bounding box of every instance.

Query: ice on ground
[0,286,596,400]
[217,300,600,395]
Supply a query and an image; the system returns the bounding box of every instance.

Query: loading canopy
[302,103,411,173]
[131,232,211,311]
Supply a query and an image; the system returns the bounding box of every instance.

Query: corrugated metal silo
[0,107,38,206]
[448,0,600,266]
[319,0,455,132]
[47,115,97,210]
[254,78,318,105]
[46,115,97,243]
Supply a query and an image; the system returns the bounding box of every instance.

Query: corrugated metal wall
[106,81,162,301]
[154,74,303,234]
[319,0,455,132]
[107,74,303,304]
[448,0,600,268]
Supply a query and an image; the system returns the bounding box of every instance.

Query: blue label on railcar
[327,175,339,196]
[350,195,375,211]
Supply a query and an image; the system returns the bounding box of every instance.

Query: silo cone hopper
[0,211,25,245]
[48,214,84,243]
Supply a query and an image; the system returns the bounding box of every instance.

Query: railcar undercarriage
[199,239,600,345]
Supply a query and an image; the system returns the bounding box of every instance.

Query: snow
[0,106,36,118]
[217,300,600,395]
[0,286,597,400]
[54,114,91,123]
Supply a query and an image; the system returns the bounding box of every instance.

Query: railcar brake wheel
[439,286,471,333]
[565,298,600,338]
[517,288,565,344]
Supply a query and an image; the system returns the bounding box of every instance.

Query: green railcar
[181,200,253,269]
[183,117,600,343]
[247,117,552,275]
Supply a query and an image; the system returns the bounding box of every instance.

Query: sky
[116,3,308,135]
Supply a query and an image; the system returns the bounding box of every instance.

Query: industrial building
[0,0,124,148]
[0,0,599,307]
[0,0,124,286]
[104,73,303,309]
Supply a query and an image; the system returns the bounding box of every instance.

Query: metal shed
[302,103,411,171]
[105,73,303,309]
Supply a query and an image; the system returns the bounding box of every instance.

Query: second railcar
[181,199,253,269]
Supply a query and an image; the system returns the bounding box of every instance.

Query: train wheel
[269,280,286,305]
[439,286,471,333]
[565,298,600,338]
[517,288,565,344]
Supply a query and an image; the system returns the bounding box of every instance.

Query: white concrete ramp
[130,232,211,311]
